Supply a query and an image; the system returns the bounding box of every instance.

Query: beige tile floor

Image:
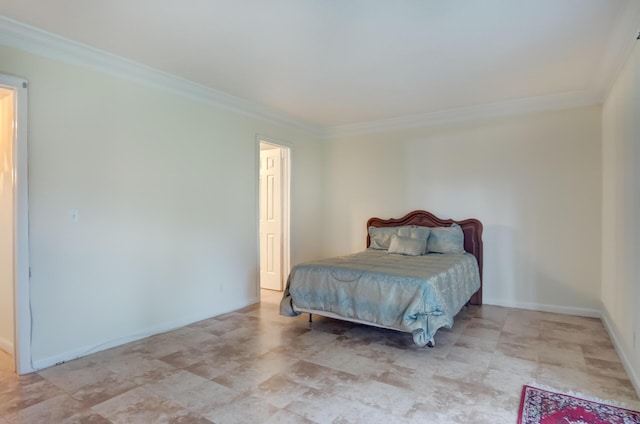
[1,290,638,423]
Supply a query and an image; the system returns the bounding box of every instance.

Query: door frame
[256,135,290,295]
[0,74,32,374]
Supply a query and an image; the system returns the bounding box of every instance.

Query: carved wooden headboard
[366,210,483,305]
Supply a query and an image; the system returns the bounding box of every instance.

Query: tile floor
[0,290,638,423]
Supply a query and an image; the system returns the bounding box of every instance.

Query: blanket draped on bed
[280,249,481,347]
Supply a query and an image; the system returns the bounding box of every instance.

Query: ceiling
[1,1,639,132]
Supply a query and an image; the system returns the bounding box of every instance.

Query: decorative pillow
[368,226,400,250]
[427,223,465,254]
[397,225,430,242]
[388,235,426,256]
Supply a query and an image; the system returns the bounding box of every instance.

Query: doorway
[0,74,31,374]
[258,139,290,296]
[0,86,15,372]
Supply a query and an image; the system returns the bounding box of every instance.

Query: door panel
[260,148,282,290]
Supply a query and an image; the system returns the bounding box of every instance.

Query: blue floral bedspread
[280,249,481,346]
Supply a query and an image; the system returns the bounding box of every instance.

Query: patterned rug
[518,385,640,424]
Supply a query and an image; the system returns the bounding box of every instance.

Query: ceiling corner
[590,0,640,101]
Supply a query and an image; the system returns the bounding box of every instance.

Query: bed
[280,210,483,347]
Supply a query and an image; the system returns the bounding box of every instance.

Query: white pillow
[370,225,430,250]
[427,223,465,254]
[388,235,427,256]
[369,226,399,250]
[397,225,430,242]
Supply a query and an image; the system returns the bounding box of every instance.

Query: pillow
[427,223,465,254]
[397,225,430,242]
[369,225,430,249]
[368,226,399,250]
[388,235,426,256]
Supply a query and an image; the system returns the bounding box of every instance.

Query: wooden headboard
[366,210,483,305]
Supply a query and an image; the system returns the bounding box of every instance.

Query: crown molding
[0,17,326,137]
[325,89,602,139]
[1,12,636,141]
[322,1,640,139]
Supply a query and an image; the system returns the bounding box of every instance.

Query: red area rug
[518,385,640,424]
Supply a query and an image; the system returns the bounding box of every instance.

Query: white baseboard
[600,307,640,398]
[32,297,259,370]
[0,336,14,355]
[482,297,601,318]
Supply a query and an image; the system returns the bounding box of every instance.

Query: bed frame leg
[308,313,313,323]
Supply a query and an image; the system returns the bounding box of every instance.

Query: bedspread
[280,249,480,346]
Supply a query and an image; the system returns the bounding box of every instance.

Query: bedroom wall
[602,42,640,392]
[0,44,325,368]
[323,106,602,316]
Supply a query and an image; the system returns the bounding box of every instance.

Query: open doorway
[0,74,31,374]
[0,85,14,373]
[258,139,290,301]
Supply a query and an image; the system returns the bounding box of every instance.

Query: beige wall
[0,45,325,367]
[0,89,15,355]
[324,107,602,315]
[602,42,640,390]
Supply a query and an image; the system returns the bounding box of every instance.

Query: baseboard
[482,298,601,318]
[32,297,259,370]
[0,336,14,355]
[600,307,640,398]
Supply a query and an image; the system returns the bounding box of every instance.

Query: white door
[259,148,283,291]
